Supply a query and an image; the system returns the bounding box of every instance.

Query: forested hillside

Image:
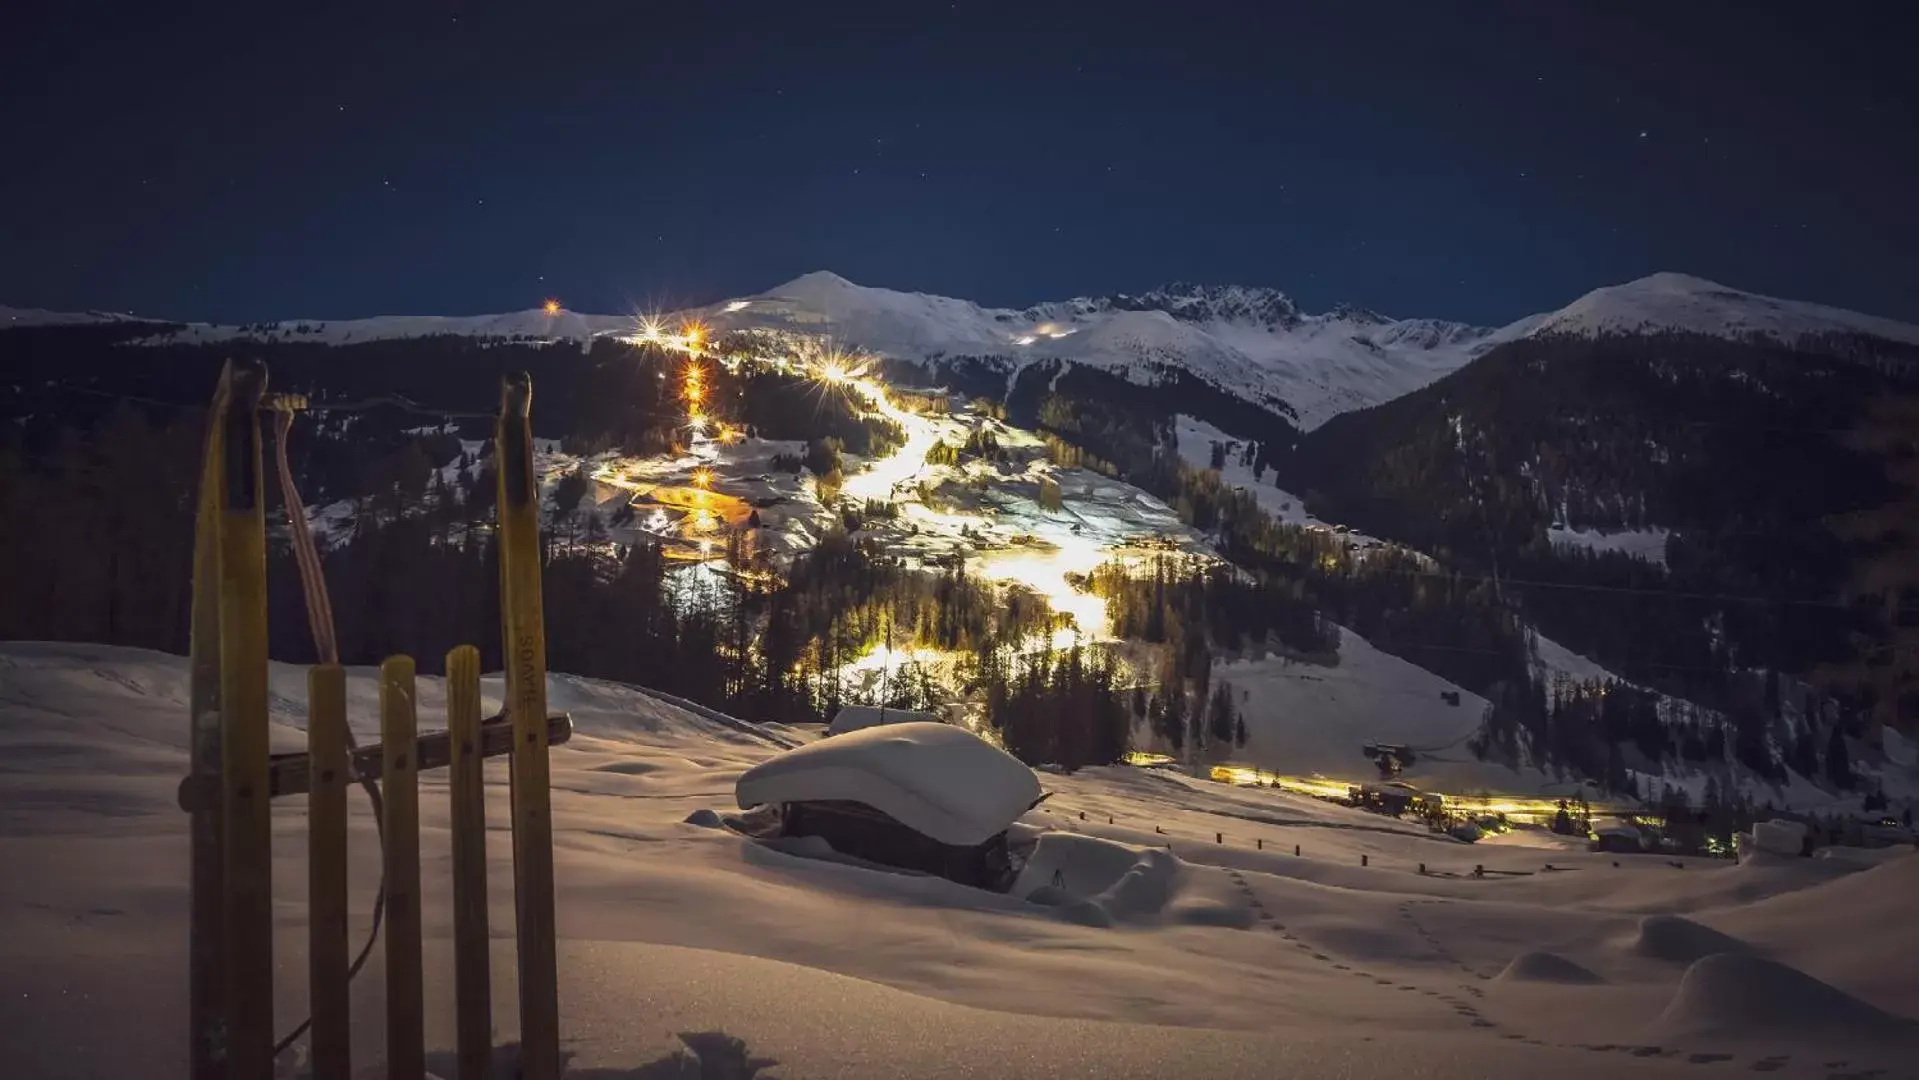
[1289,330,1919,728]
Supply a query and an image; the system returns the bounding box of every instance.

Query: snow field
[2,643,1915,1078]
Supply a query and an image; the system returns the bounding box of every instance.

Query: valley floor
[1,642,1914,1079]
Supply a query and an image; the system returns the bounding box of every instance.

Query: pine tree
[1207,680,1236,747]
[1825,725,1853,788]
[1153,690,1186,752]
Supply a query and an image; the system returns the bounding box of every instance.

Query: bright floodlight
[543,298,562,316]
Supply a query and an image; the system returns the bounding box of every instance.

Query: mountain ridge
[11,271,1918,431]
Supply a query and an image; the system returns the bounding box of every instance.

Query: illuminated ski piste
[610,317,1204,643]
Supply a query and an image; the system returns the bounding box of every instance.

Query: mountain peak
[1531,272,1919,348]
[1626,271,1738,292]
[1107,283,1303,329]
[769,270,860,294]
[1326,301,1389,326]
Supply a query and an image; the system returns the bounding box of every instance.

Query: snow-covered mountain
[1528,272,1919,348]
[13,270,1917,430]
[687,271,1919,429]
[696,272,1517,430]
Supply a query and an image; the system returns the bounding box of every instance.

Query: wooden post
[447,645,493,1080]
[218,359,273,1080]
[382,656,424,1080]
[307,665,350,1080]
[187,362,232,1080]
[1257,838,1263,851]
[496,373,561,1080]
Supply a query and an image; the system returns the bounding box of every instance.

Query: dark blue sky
[3,1,1915,326]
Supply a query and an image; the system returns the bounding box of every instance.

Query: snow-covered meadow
[1,642,1913,1079]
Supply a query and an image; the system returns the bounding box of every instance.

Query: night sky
[3,1,1915,326]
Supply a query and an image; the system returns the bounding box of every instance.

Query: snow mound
[1814,845,1914,868]
[1653,953,1918,1043]
[1013,832,1186,925]
[1010,832,1188,924]
[1496,951,1605,985]
[734,722,1041,847]
[1630,914,1754,964]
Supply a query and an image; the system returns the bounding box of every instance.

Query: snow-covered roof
[826,704,941,737]
[736,722,1042,846]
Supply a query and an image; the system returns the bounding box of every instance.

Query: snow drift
[1496,951,1605,985]
[1653,953,1918,1044]
[1629,915,1755,964]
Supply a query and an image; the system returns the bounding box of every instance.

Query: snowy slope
[1172,413,1380,539]
[2,642,1916,1078]
[1528,272,1919,348]
[1219,631,1544,794]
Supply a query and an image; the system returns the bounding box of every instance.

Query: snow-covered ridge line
[1530,272,1919,348]
[2,305,149,326]
[14,270,1918,429]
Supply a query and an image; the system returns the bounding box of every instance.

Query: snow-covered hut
[1589,821,1647,854]
[825,704,941,737]
[736,722,1044,889]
